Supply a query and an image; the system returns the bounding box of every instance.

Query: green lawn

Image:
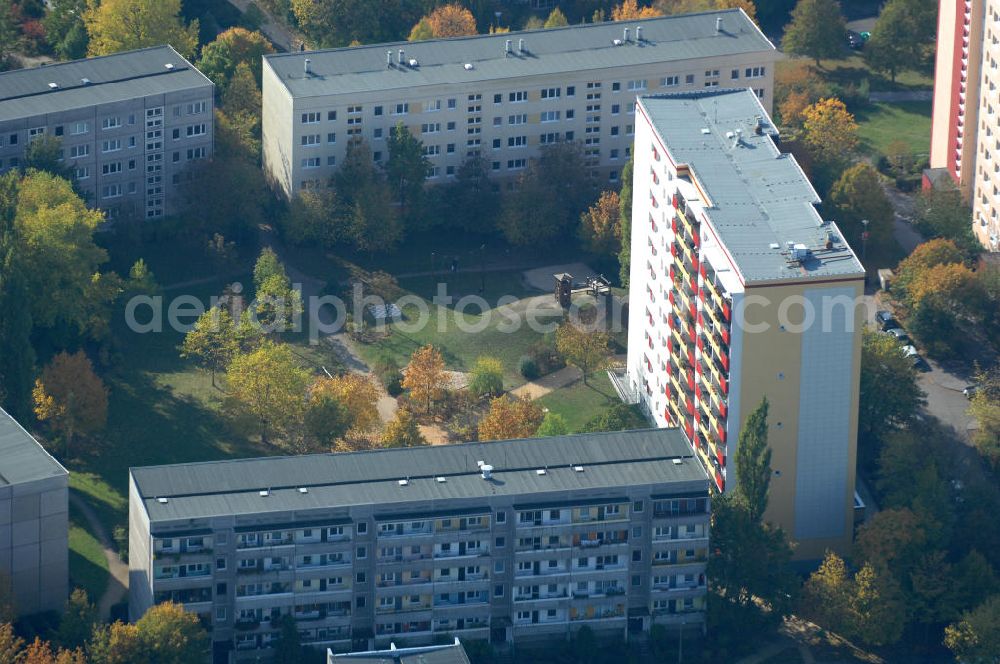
[812,53,934,92]
[535,372,645,433]
[68,503,109,602]
[855,101,932,157]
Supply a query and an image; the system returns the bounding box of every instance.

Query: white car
[901,345,918,358]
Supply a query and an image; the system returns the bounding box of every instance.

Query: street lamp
[860,219,870,284]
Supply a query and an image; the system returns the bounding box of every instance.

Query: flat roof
[132,428,706,524]
[0,408,68,487]
[0,45,213,122]
[640,89,865,283]
[332,640,470,664]
[265,10,774,99]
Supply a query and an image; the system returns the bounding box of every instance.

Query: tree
[543,7,568,27]
[478,395,544,441]
[225,341,311,445]
[858,330,924,464]
[88,620,143,664]
[735,397,771,522]
[468,356,504,399]
[222,63,262,120]
[0,624,23,663]
[782,0,847,66]
[402,345,447,413]
[912,188,979,256]
[0,172,34,420]
[425,3,477,37]
[134,601,209,664]
[828,162,893,260]
[309,373,380,434]
[849,562,906,646]
[197,27,274,90]
[334,139,399,253]
[407,17,433,40]
[33,351,108,458]
[579,190,622,255]
[536,412,569,437]
[283,188,349,247]
[83,0,198,58]
[292,0,425,47]
[581,403,642,432]
[440,156,500,233]
[611,0,662,20]
[272,614,303,664]
[800,98,859,178]
[23,136,73,180]
[555,322,610,385]
[619,156,634,286]
[968,364,1000,468]
[894,238,966,304]
[945,595,1000,664]
[865,0,923,83]
[251,248,301,334]
[385,122,430,224]
[55,589,97,650]
[180,307,240,387]
[855,507,927,574]
[800,551,852,633]
[303,390,351,449]
[14,170,116,338]
[0,0,22,65]
[381,408,427,447]
[44,0,88,60]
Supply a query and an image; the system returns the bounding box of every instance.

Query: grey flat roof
[0,408,68,487]
[265,10,774,99]
[0,45,213,122]
[132,428,706,524]
[641,89,865,283]
[332,640,470,664]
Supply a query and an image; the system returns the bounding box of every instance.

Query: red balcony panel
[691,255,699,273]
[715,470,724,493]
[671,193,678,208]
[689,303,697,320]
[670,242,677,257]
[721,301,732,322]
[700,264,707,279]
[648,336,653,349]
[685,421,694,439]
[666,314,674,329]
[719,376,728,394]
[696,336,704,351]
[666,338,672,352]
[720,328,730,346]
[686,374,695,391]
[685,399,695,416]
[718,402,728,419]
[669,265,675,281]
[693,232,700,247]
[716,449,726,468]
[717,425,727,443]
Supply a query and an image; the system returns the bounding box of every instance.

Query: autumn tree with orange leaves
[403,345,448,414]
[33,351,108,458]
[611,0,662,20]
[409,4,476,40]
[478,396,544,441]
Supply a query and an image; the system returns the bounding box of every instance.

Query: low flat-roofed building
[329,637,470,664]
[0,407,69,616]
[129,428,710,661]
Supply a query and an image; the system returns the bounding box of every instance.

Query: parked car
[964,384,980,398]
[847,30,864,49]
[901,344,919,359]
[876,310,898,330]
[879,317,900,332]
[885,328,912,345]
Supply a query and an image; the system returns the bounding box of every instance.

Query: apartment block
[129,429,710,662]
[0,46,214,221]
[624,89,864,560]
[928,0,1000,250]
[262,9,776,199]
[0,407,69,616]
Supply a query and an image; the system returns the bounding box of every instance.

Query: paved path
[68,492,128,621]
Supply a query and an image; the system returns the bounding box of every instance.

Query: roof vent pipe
[304,58,311,75]
[624,27,630,42]
[387,50,393,68]
[398,48,404,65]
[518,38,525,54]
[636,26,642,41]
[716,17,723,33]
[505,39,512,57]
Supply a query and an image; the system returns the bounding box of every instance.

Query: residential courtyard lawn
[811,53,934,92]
[68,503,110,602]
[536,372,645,433]
[855,101,932,157]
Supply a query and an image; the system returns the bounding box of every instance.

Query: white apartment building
[625,89,864,560]
[262,9,777,199]
[0,46,214,221]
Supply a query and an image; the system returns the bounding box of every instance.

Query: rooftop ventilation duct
[47,82,58,90]
[164,63,174,70]
[518,38,525,54]
[636,26,642,42]
[387,50,393,68]
[505,39,512,57]
[303,58,311,75]
[716,17,723,34]
[398,48,405,65]
[480,464,493,480]
[80,77,91,85]
[623,27,630,42]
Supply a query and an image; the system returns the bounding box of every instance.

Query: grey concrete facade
[0,408,69,616]
[0,46,214,221]
[128,430,710,662]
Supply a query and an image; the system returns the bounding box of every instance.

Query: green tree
[968,364,1000,468]
[380,408,427,447]
[44,0,89,59]
[225,340,311,446]
[272,614,303,664]
[581,403,642,432]
[864,0,923,83]
[912,188,980,257]
[407,16,433,40]
[0,172,34,420]
[536,412,569,437]
[334,139,399,253]
[468,356,504,399]
[555,321,610,385]
[0,0,21,66]
[858,329,924,465]
[782,0,847,66]
[291,0,424,47]
[800,551,852,634]
[283,188,349,247]
[850,562,906,646]
[440,156,500,232]
[544,7,568,27]
[180,307,240,387]
[23,136,74,180]
[385,122,430,224]
[303,390,351,449]
[618,156,634,286]
[83,0,199,58]
[251,248,302,334]
[945,595,1000,663]
[735,397,771,522]
[55,589,97,650]
[221,63,262,121]
[197,27,274,90]
[828,162,893,261]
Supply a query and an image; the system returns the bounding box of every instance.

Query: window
[632,550,642,562]
[566,86,575,97]
[348,105,363,115]
[102,117,121,130]
[357,522,367,534]
[301,157,320,168]
[187,101,207,115]
[496,536,505,548]
[495,560,505,573]
[447,121,456,131]
[541,87,560,99]
[540,132,560,145]
[507,158,526,170]
[611,104,621,115]
[446,165,454,176]
[172,151,180,163]
[301,134,320,146]
[186,123,207,137]
[492,138,501,149]
[493,117,502,127]
[508,136,527,148]
[102,139,121,153]
[448,98,456,109]
[685,74,695,84]
[565,131,574,141]
[53,126,63,137]
[102,162,122,175]
[373,151,382,161]
[187,147,207,159]
[662,75,679,87]
[540,110,560,123]
[627,79,647,91]
[356,571,366,583]
[610,148,619,160]
[327,156,336,166]
[215,607,227,622]
[705,69,719,78]
[633,500,644,513]
[74,166,90,179]
[216,582,227,595]
[705,80,719,88]
[68,122,87,135]
[731,69,740,80]
[373,127,383,139]
[102,184,122,199]
[421,123,441,134]
[611,126,620,136]
[509,91,528,103]
[69,144,89,158]
[468,93,482,101]
[496,511,506,523]
[356,596,366,608]
[392,102,408,115]
[494,584,504,597]
[301,112,320,124]
[745,66,766,78]
[632,575,641,587]
[493,93,502,104]
[423,145,440,156]
[327,110,337,121]
[566,109,575,119]
[425,99,442,112]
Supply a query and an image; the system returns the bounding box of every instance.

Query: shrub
[469,356,504,398]
[373,354,404,396]
[519,356,539,381]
